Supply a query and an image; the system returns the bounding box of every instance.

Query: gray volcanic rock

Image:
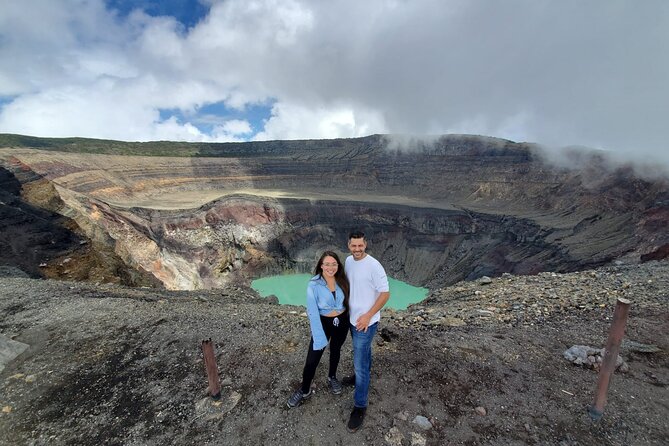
[0,166,161,287]
[0,167,83,278]
[0,334,29,373]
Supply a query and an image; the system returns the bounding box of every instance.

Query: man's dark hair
[348,231,366,241]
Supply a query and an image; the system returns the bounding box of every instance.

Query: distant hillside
[0,133,385,157]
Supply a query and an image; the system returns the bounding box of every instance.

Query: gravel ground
[0,261,667,445]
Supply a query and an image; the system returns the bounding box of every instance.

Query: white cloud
[0,0,127,95]
[0,0,667,165]
[254,102,386,141]
[220,119,252,136]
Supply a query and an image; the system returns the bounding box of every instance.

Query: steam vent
[1,133,668,289]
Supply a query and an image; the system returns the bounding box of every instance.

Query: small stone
[2,406,11,413]
[624,341,662,353]
[264,294,279,305]
[24,375,36,383]
[476,309,494,316]
[475,406,487,416]
[443,316,467,327]
[410,432,427,446]
[384,426,404,446]
[412,415,433,430]
[395,410,410,421]
[479,276,493,285]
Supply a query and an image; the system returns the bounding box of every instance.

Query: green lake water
[251,273,428,310]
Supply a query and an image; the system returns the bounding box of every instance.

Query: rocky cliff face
[0,134,667,289]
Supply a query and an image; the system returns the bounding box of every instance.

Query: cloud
[218,119,252,137]
[0,0,667,165]
[254,102,386,141]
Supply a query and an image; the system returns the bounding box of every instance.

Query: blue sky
[107,0,209,29]
[158,100,274,136]
[0,0,668,165]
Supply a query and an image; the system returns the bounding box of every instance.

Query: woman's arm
[306,284,328,350]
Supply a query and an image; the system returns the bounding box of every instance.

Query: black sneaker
[341,375,356,387]
[347,406,366,432]
[327,377,343,395]
[286,388,312,408]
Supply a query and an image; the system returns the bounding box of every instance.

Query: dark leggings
[300,312,349,393]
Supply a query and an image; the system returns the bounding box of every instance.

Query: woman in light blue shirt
[287,251,350,408]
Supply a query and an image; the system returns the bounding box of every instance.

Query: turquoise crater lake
[251,273,428,310]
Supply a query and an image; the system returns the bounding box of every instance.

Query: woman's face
[321,256,338,278]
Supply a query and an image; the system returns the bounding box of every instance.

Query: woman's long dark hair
[314,250,349,308]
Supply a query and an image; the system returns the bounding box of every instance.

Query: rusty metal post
[588,298,631,421]
[202,338,221,400]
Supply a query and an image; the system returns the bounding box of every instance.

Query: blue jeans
[350,322,378,408]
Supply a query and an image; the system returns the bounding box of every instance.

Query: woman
[287,251,350,408]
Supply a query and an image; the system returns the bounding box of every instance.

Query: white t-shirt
[345,254,390,326]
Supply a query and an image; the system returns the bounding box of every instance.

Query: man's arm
[355,291,390,332]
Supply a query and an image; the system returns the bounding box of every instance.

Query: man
[344,231,390,432]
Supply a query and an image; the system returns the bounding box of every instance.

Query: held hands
[355,312,373,332]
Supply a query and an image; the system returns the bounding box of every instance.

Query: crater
[1,133,667,290]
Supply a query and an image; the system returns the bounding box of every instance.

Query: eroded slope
[0,134,667,289]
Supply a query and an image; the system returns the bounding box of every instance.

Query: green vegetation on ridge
[0,133,382,157]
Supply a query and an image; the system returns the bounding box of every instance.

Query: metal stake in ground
[202,338,221,400]
[588,298,631,421]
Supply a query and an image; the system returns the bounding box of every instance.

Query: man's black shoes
[347,406,366,432]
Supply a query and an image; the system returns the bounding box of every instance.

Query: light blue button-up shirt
[306,275,346,350]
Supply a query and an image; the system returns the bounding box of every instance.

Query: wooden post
[202,338,221,400]
[589,298,631,421]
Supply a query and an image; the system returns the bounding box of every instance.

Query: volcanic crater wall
[80,193,648,290]
[1,134,667,290]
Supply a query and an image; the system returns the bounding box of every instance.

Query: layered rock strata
[0,134,667,289]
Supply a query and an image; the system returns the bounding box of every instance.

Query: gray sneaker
[327,377,343,395]
[287,388,312,408]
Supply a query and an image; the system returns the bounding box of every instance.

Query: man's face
[348,237,367,260]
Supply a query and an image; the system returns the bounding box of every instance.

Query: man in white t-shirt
[344,231,390,432]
